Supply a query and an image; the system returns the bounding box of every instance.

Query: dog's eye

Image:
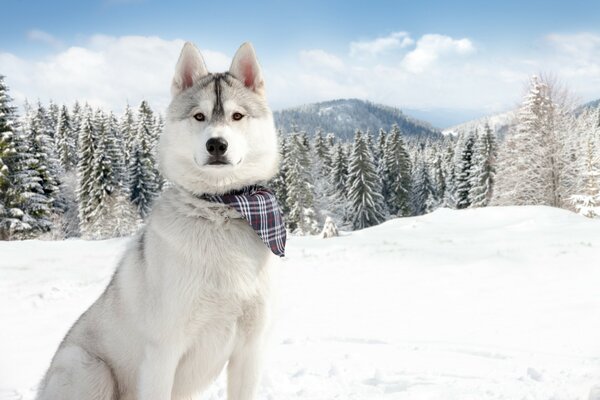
[232,112,244,121]
[193,113,205,122]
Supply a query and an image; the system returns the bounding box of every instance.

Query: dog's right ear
[171,42,209,97]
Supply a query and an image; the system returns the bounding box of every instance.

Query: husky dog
[36,42,280,400]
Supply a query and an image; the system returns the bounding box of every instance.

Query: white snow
[1,206,600,399]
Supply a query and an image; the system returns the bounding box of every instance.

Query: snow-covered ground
[1,206,600,400]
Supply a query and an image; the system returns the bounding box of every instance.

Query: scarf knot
[200,185,286,257]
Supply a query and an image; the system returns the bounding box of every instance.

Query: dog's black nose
[206,137,228,156]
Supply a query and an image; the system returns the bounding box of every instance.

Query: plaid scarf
[200,185,286,257]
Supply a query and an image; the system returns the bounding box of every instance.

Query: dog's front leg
[227,338,264,400]
[138,343,181,400]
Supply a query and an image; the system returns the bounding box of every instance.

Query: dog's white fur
[36,42,280,400]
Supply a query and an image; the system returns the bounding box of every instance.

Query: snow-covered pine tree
[120,103,137,170]
[320,216,339,238]
[76,106,98,236]
[129,101,158,219]
[455,131,476,209]
[442,138,457,208]
[311,130,334,223]
[468,123,497,207]
[322,132,336,175]
[285,131,319,234]
[85,110,116,238]
[411,157,436,215]
[313,129,327,169]
[55,105,76,172]
[327,142,349,223]
[28,102,64,215]
[492,75,575,208]
[70,101,82,152]
[431,149,445,207]
[381,124,412,216]
[0,76,32,239]
[270,131,290,215]
[375,128,387,168]
[570,107,600,218]
[107,112,127,188]
[346,130,386,229]
[47,101,59,139]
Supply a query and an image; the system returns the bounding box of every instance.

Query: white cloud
[5,31,600,126]
[350,32,414,57]
[1,35,230,113]
[401,34,475,73]
[299,49,345,71]
[27,29,63,48]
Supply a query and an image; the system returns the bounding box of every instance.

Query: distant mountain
[442,110,516,140]
[575,98,600,115]
[273,99,442,141]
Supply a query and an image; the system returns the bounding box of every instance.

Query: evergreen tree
[121,103,137,169]
[442,140,457,208]
[76,106,98,235]
[455,131,476,209]
[431,150,445,206]
[346,130,386,229]
[469,123,497,207]
[381,124,412,216]
[327,142,350,225]
[129,101,158,218]
[411,159,436,215]
[55,105,76,171]
[270,132,290,215]
[285,132,319,234]
[0,76,35,238]
[493,75,575,207]
[570,107,600,218]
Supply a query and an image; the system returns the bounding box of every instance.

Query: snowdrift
[1,206,599,399]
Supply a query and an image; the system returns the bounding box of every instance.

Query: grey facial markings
[212,74,225,121]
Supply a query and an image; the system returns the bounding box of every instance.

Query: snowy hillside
[443,109,516,138]
[1,206,600,400]
[273,99,442,141]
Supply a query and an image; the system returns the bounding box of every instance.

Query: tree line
[1,74,599,240]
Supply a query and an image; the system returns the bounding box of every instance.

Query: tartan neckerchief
[199,185,286,257]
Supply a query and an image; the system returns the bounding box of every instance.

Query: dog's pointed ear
[229,42,264,95]
[171,42,209,97]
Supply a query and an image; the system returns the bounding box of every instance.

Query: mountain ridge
[273,98,442,141]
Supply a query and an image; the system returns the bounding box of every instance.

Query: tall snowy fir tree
[469,124,497,207]
[55,105,76,172]
[22,102,64,224]
[442,140,457,208]
[129,101,159,219]
[570,107,600,217]
[285,132,319,234]
[431,150,446,206]
[76,107,98,236]
[455,131,476,209]
[120,103,137,169]
[328,142,350,225]
[346,130,386,229]
[270,132,290,215]
[493,75,575,208]
[381,124,412,216]
[0,76,34,239]
[411,154,437,215]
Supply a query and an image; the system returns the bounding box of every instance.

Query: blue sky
[2,0,600,127]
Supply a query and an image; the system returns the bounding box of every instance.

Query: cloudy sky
[2,0,600,127]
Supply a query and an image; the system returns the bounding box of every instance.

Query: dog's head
[159,42,279,195]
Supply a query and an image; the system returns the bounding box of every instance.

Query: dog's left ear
[229,42,265,95]
[171,42,209,97]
